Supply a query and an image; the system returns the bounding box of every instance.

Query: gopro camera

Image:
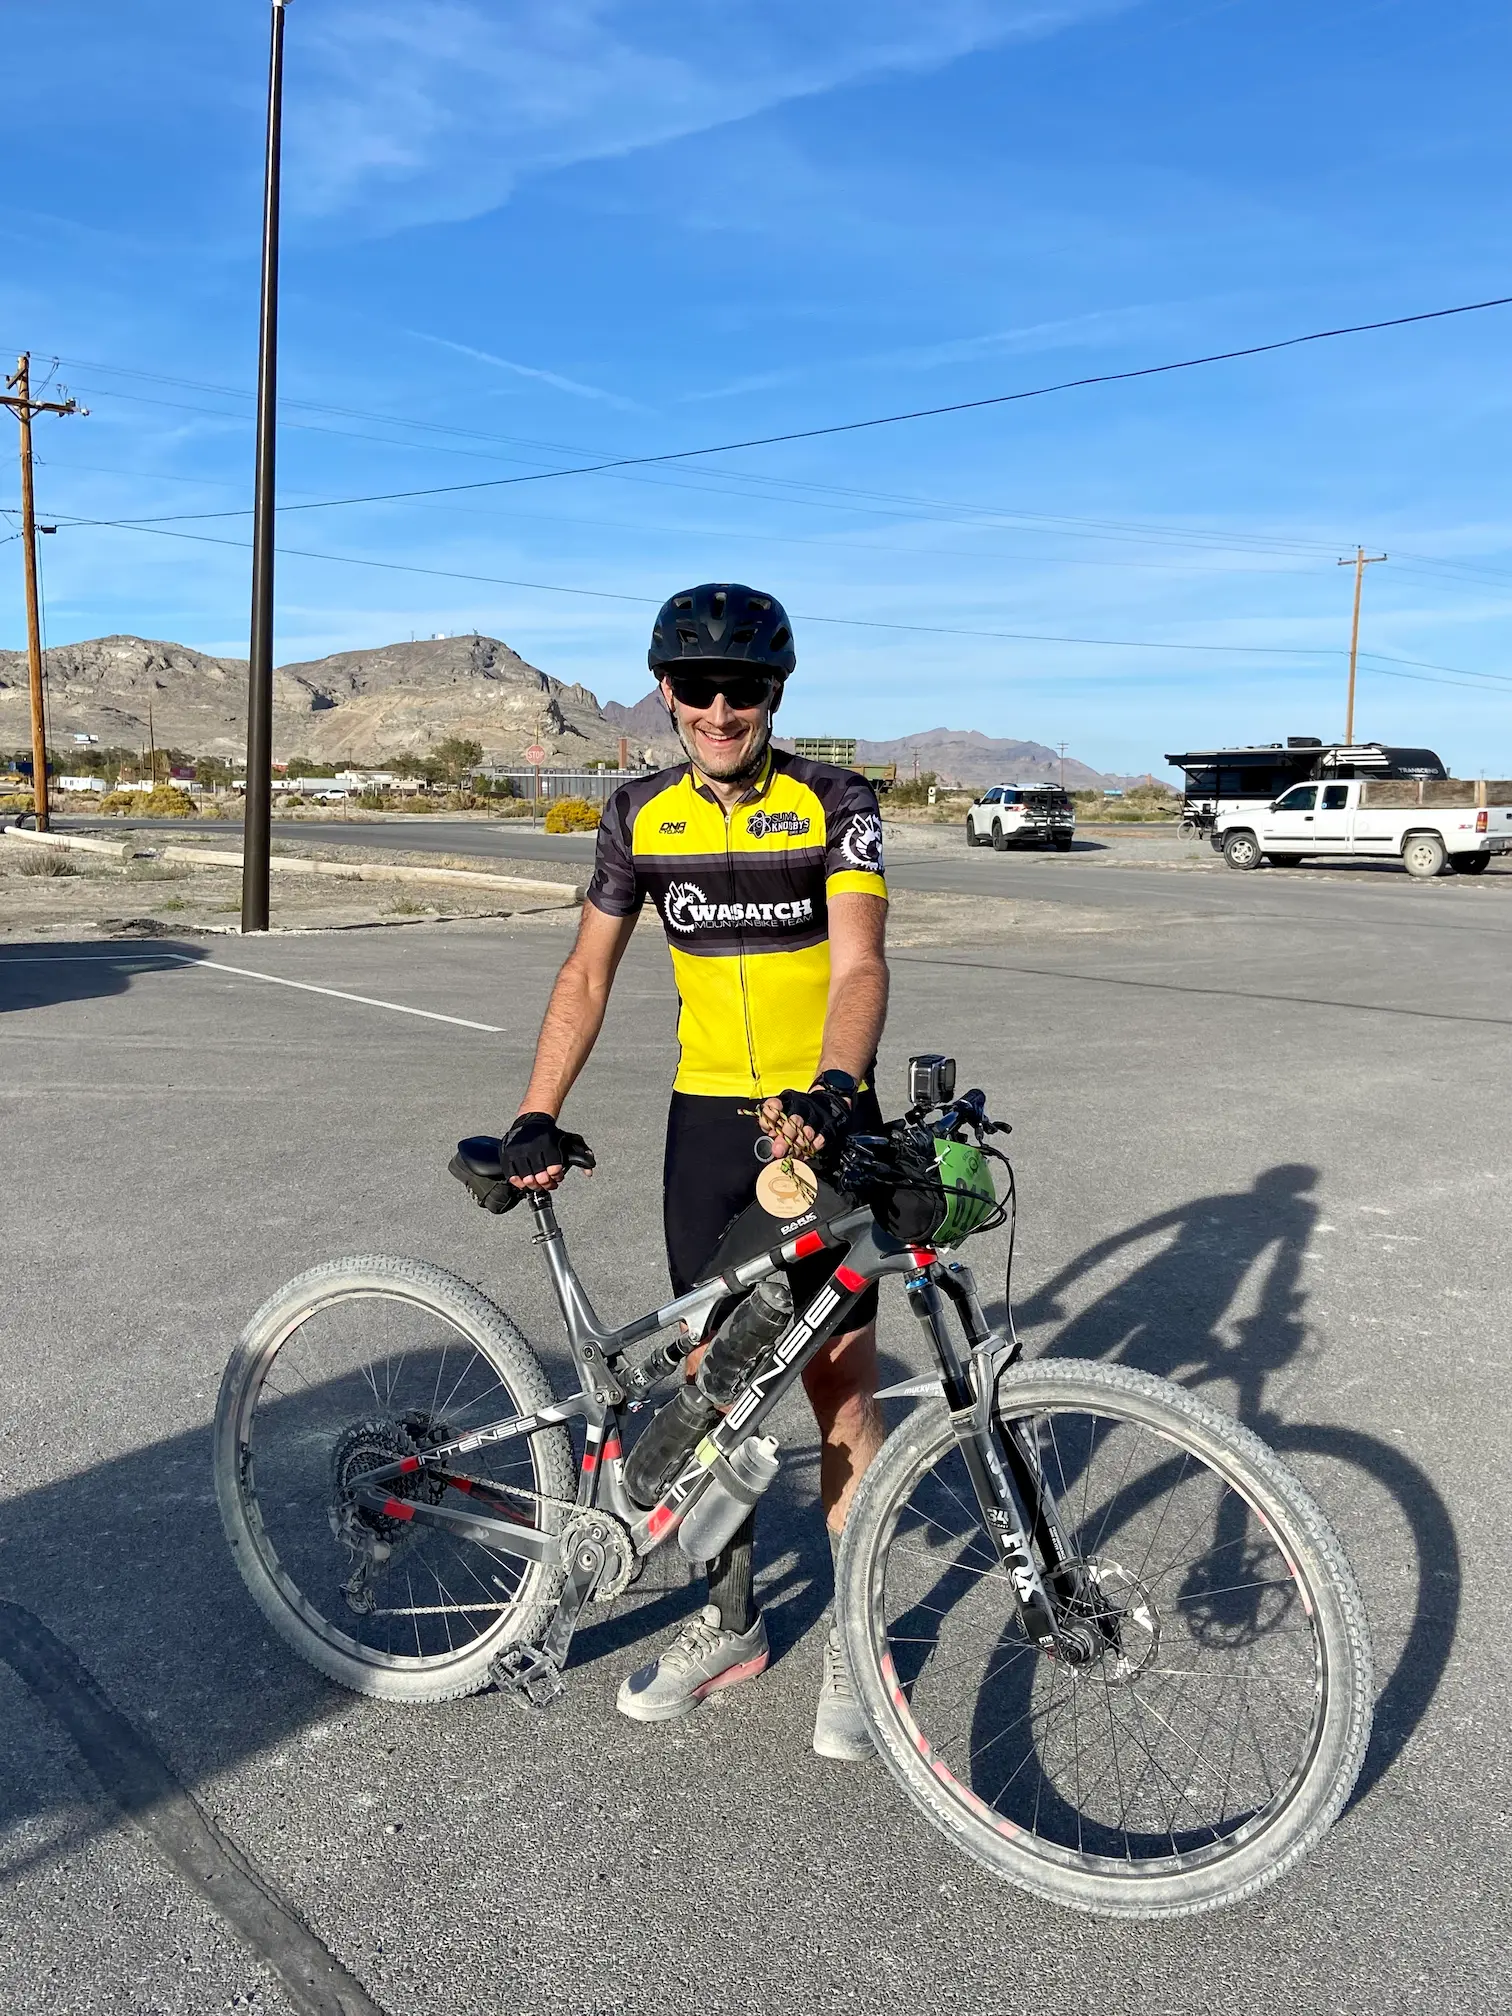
[908,1053,956,1110]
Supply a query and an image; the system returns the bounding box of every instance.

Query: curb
[161,843,583,903]
[1,827,132,860]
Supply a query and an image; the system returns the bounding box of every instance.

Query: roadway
[0,865,1505,2014]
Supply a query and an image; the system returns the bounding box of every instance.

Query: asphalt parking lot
[2,862,1507,2016]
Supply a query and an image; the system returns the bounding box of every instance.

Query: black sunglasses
[664,670,777,712]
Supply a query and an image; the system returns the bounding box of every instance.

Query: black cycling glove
[772,1084,855,1152]
[501,1111,593,1183]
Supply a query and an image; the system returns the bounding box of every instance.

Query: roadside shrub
[16,847,80,877]
[543,795,601,833]
[0,793,34,814]
[100,785,196,817]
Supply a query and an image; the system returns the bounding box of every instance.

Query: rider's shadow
[988,1161,1459,1806]
[1013,1162,1323,1419]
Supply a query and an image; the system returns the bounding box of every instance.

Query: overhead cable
[60,292,1512,529]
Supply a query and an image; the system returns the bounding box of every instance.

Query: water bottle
[696,1276,793,1408]
[677,1436,781,1561]
[623,1382,718,1509]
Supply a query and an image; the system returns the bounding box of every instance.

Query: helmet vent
[768,626,791,654]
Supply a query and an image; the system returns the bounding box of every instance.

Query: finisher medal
[755,1156,819,1219]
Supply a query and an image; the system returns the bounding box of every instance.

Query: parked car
[965,784,1075,851]
[1214,777,1512,877]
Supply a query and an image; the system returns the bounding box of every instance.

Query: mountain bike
[213,1059,1373,1919]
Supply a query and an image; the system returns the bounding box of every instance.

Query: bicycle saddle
[455,1134,506,1179]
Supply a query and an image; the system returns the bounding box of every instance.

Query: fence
[479,767,652,805]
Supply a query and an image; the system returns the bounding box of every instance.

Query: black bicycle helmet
[647,583,796,678]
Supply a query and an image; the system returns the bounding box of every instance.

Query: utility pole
[2,356,81,831]
[242,0,293,932]
[1337,546,1387,745]
[1057,741,1068,790]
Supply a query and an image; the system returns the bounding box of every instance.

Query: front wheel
[1222,829,1262,870]
[214,1256,576,1702]
[838,1359,1373,1918]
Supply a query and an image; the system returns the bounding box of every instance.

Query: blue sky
[2,0,1510,777]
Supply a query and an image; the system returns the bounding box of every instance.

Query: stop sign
[524,744,546,765]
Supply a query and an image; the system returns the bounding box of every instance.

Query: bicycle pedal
[489,1643,566,1710]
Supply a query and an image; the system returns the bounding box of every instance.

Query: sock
[705,1512,756,1634]
[827,1524,841,1621]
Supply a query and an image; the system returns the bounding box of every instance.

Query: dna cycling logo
[746,809,810,839]
[839,812,885,873]
[663,880,815,935]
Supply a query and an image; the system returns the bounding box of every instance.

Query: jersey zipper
[725,803,760,1093]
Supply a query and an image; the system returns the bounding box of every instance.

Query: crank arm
[490,1523,606,1709]
[350,1483,561,1570]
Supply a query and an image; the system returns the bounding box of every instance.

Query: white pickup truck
[1215,777,1512,878]
[965,784,1076,852]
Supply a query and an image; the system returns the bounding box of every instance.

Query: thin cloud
[288,1,1135,232]
[409,331,648,412]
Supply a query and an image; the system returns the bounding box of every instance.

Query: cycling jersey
[586,748,888,1097]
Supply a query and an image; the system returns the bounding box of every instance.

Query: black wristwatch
[811,1069,858,1105]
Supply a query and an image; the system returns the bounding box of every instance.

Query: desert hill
[853,727,1106,791]
[0,634,682,769]
[2,638,1119,784]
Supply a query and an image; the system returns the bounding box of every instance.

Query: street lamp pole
[242,0,292,933]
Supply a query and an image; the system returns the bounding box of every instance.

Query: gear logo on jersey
[663,881,711,934]
[746,809,810,839]
[839,812,884,874]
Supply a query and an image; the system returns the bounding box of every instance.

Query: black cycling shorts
[662,1089,882,1327]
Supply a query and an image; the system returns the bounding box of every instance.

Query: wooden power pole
[1337,546,1387,745]
[2,356,81,830]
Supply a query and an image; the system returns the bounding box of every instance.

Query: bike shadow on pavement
[1001,1163,1461,1807]
[0,938,209,1014]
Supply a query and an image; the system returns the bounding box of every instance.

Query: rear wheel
[839,1359,1372,1918]
[991,822,1008,852]
[1402,833,1446,879]
[1267,854,1303,867]
[1053,833,1073,852]
[214,1256,575,1702]
[1222,830,1262,870]
[1449,853,1490,875]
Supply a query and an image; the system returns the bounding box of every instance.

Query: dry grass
[15,848,80,878]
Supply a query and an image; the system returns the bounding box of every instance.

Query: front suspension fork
[906,1266,1088,1657]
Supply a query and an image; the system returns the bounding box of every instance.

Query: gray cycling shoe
[813,1624,874,1762]
[616,1604,769,1723]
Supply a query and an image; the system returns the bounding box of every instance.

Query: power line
[42,352,1512,585]
[64,291,1512,529]
[26,506,1512,691]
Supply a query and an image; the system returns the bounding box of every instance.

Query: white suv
[966,784,1075,852]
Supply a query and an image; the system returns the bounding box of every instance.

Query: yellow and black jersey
[586,748,888,1097]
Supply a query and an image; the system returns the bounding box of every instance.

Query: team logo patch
[662,881,815,933]
[746,809,810,839]
[839,812,884,873]
[658,819,687,835]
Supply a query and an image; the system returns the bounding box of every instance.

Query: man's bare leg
[802,1318,885,1533]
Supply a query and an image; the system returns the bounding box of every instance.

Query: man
[499,582,890,1761]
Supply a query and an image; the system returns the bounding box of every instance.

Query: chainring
[561,1510,637,1603]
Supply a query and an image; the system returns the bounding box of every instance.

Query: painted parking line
[170,956,503,1031]
[0,949,502,1032]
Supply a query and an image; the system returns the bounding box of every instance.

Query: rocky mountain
[2,640,1116,783]
[853,728,1107,790]
[0,633,682,769]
